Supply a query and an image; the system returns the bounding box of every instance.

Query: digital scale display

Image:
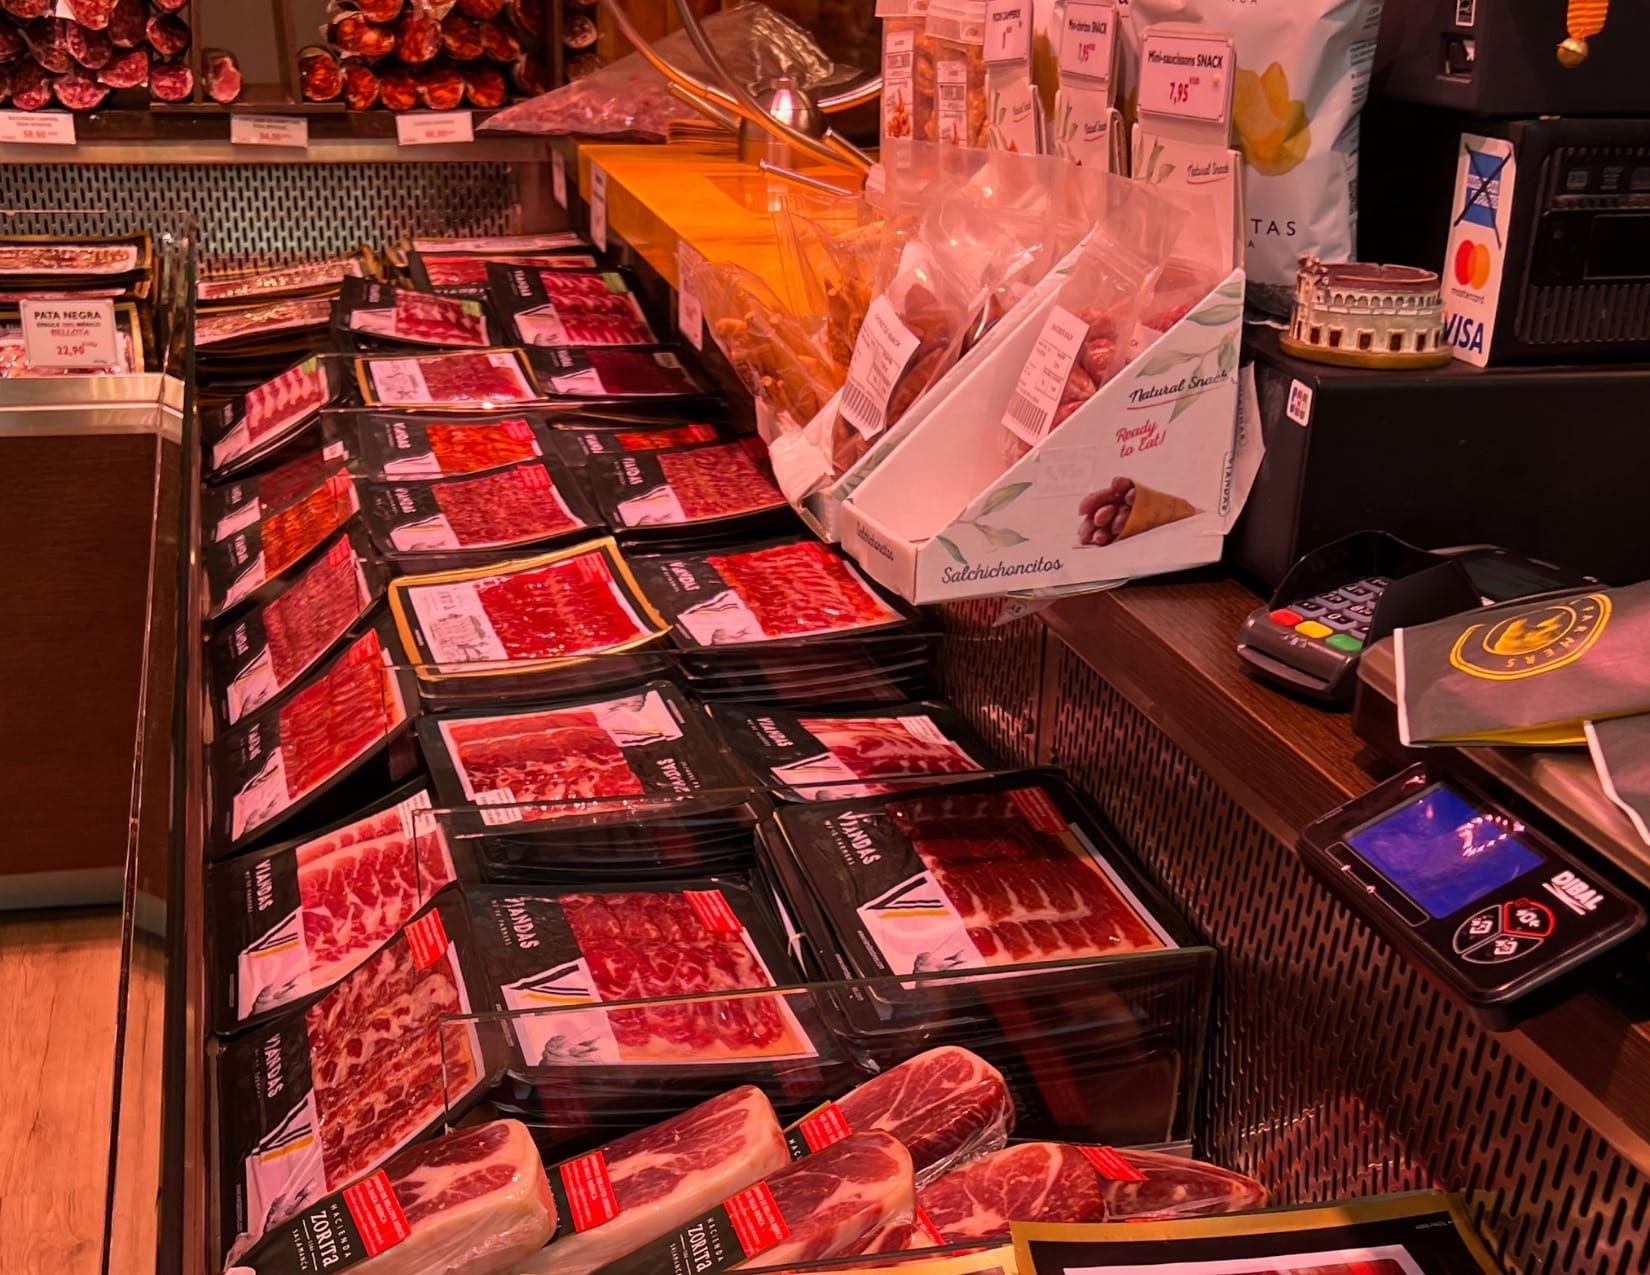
[1345,784,1544,919]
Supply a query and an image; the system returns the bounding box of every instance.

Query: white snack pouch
[1123,0,1383,315]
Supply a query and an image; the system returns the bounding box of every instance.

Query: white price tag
[984,0,1031,65]
[396,111,474,147]
[839,295,922,440]
[1139,30,1233,125]
[1001,304,1088,445]
[552,149,568,209]
[1059,1,1117,83]
[230,114,309,148]
[20,298,118,369]
[589,165,608,252]
[0,111,76,145]
[676,241,705,351]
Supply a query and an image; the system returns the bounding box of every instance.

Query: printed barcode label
[1078,1145,1151,1181]
[796,1102,851,1153]
[404,910,449,970]
[684,889,743,934]
[914,1207,947,1245]
[838,381,886,436]
[475,787,524,826]
[723,1182,789,1258]
[342,1171,412,1257]
[1004,389,1046,434]
[559,1151,621,1231]
[839,295,922,440]
[1008,785,1068,834]
[1002,304,1088,446]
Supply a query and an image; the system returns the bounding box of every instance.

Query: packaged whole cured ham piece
[203,442,353,545]
[0,302,144,376]
[548,418,722,470]
[207,622,418,855]
[196,296,334,350]
[527,346,714,407]
[205,356,348,481]
[407,247,599,300]
[355,348,542,409]
[769,773,1182,981]
[359,457,598,562]
[205,526,389,729]
[231,1119,554,1275]
[0,235,151,284]
[331,410,556,480]
[386,538,667,695]
[215,891,486,1260]
[586,439,790,541]
[203,473,360,619]
[198,255,368,305]
[489,264,658,348]
[708,700,997,802]
[206,781,455,1030]
[334,278,492,351]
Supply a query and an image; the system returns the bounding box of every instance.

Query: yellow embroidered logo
[1448,593,1611,680]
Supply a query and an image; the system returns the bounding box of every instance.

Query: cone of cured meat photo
[1077,478,1197,549]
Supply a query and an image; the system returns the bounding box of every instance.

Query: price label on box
[676,241,705,351]
[1059,1,1117,83]
[590,165,608,252]
[984,0,1030,65]
[21,298,118,369]
[552,149,568,209]
[0,111,76,145]
[231,115,309,148]
[396,111,474,147]
[1138,30,1233,125]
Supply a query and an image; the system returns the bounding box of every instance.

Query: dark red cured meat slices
[358,0,405,22]
[53,63,109,108]
[149,57,191,101]
[706,541,895,638]
[257,451,350,516]
[462,64,503,108]
[380,291,486,345]
[66,24,113,69]
[612,424,719,451]
[511,0,543,38]
[379,67,417,110]
[96,46,146,87]
[415,62,463,110]
[144,12,189,57]
[416,352,528,402]
[23,21,71,73]
[276,648,402,799]
[205,48,241,102]
[261,480,358,579]
[332,14,396,58]
[653,443,783,522]
[64,0,111,26]
[440,13,483,59]
[423,420,538,473]
[299,46,343,101]
[262,548,370,685]
[395,10,442,63]
[429,464,579,547]
[0,25,23,59]
[149,0,187,11]
[343,60,379,110]
[10,62,51,108]
[107,0,143,46]
[0,0,50,21]
[476,18,518,61]
[468,553,652,661]
[442,709,643,810]
[455,0,503,17]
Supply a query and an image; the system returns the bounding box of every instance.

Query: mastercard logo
[1454,239,1492,289]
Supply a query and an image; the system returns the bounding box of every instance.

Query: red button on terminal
[1269,609,1303,627]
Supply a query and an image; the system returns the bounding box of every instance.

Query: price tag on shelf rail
[589,165,609,252]
[230,114,309,148]
[676,241,705,351]
[984,0,1031,65]
[396,111,474,147]
[0,111,76,145]
[20,298,117,370]
[1058,1,1117,84]
[1138,28,1234,127]
[552,149,568,209]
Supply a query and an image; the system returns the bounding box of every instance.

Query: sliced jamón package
[528,345,716,406]
[203,440,352,544]
[326,408,558,479]
[354,347,543,409]
[548,417,722,470]
[707,700,999,801]
[208,621,420,857]
[205,355,350,481]
[408,247,600,299]
[488,263,658,348]
[358,457,600,562]
[331,277,494,351]
[585,439,791,541]
[409,231,588,254]
[196,296,334,350]
[205,781,455,1033]
[203,473,360,621]
[214,889,490,1262]
[206,526,390,730]
[197,252,368,305]
[0,230,153,284]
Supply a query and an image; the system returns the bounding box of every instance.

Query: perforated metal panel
[1037,641,1650,1275]
[936,599,1045,767]
[0,163,521,263]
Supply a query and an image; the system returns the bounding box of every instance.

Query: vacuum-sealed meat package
[489,264,658,348]
[360,458,598,560]
[198,255,367,305]
[528,346,714,406]
[334,409,556,479]
[549,418,721,469]
[196,297,334,349]
[334,278,493,350]
[586,439,788,538]
[408,247,598,299]
[0,230,150,282]
[203,442,352,544]
[203,474,360,619]
[205,356,347,480]
[355,348,542,408]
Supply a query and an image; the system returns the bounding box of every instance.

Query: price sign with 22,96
[1138,31,1232,125]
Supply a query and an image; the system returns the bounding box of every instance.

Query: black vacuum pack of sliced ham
[331,277,496,352]
[547,416,723,470]
[203,441,354,545]
[527,345,716,408]
[202,475,362,621]
[584,439,793,545]
[326,408,558,480]
[204,356,351,482]
[487,263,658,349]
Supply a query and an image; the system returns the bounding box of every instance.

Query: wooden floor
[0,910,124,1275]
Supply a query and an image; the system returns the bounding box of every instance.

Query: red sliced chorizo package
[328,408,557,479]
[441,11,484,59]
[356,0,406,22]
[380,65,418,109]
[332,12,396,58]
[395,8,442,61]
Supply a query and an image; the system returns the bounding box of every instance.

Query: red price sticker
[684,888,743,935]
[1078,1145,1151,1182]
[404,908,449,970]
[984,0,1030,65]
[795,1102,852,1153]
[396,111,475,147]
[20,298,117,370]
[341,1171,412,1256]
[1138,31,1232,125]
[0,111,76,145]
[230,114,309,149]
[1059,1,1117,82]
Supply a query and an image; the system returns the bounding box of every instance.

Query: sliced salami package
[418,681,746,828]
[214,889,489,1261]
[203,440,353,544]
[359,457,599,562]
[408,247,601,300]
[409,231,587,253]
[528,346,715,406]
[0,300,145,377]
[206,526,390,729]
[207,622,420,857]
[586,439,792,542]
[332,277,494,351]
[708,701,999,801]
[205,781,457,1032]
[196,296,335,350]
[327,409,556,479]
[205,356,349,481]
[198,253,369,305]
[548,417,722,470]
[354,347,542,409]
[203,473,360,620]
[769,773,1183,983]
[386,538,668,700]
[488,263,657,348]
[0,230,152,285]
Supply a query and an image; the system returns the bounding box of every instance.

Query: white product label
[0,112,75,145]
[935,59,970,146]
[231,115,309,148]
[236,908,309,1020]
[1285,378,1314,427]
[857,870,983,975]
[244,1094,326,1240]
[985,0,1031,64]
[390,513,462,553]
[1059,1,1116,84]
[505,956,622,1063]
[227,650,280,724]
[1442,133,1514,367]
[676,241,705,351]
[772,752,866,798]
[396,111,474,147]
[882,29,915,141]
[223,551,269,609]
[677,588,768,646]
[897,714,953,746]
[987,76,1041,154]
[839,295,922,440]
[1138,30,1232,126]
[589,166,608,253]
[1002,304,1088,445]
[408,580,509,666]
[214,499,263,543]
[552,148,568,208]
[211,421,252,473]
[20,298,117,369]
[616,484,688,528]
[231,749,290,842]
[548,366,608,396]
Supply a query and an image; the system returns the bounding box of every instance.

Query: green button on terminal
[1326,633,1364,653]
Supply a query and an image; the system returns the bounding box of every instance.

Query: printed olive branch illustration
[936,480,1033,565]
[1138,326,1240,422]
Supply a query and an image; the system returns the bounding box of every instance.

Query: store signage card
[1441,133,1514,367]
[0,111,75,145]
[231,115,309,148]
[396,111,473,147]
[20,297,118,369]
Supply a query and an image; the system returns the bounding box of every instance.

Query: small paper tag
[684,889,743,935]
[1002,304,1087,445]
[1078,1145,1151,1181]
[935,59,970,147]
[396,111,474,146]
[839,295,921,440]
[896,714,952,746]
[0,111,75,145]
[552,148,569,209]
[558,1151,621,1232]
[1138,29,1233,126]
[516,462,552,490]
[231,115,309,148]
[590,166,609,253]
[1059,1,1117,84]
[723,1182,789,1259]
[20,298,118,369]
[796,1102,851,1153]
[1008,785,1067,834]
[341,1171,412,1257]
[404,910,449,970]
[985,0,1030,64]
[676,241,705,351]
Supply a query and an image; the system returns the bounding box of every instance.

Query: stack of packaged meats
[0,229,160,376]
[194,231,1263,1275]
